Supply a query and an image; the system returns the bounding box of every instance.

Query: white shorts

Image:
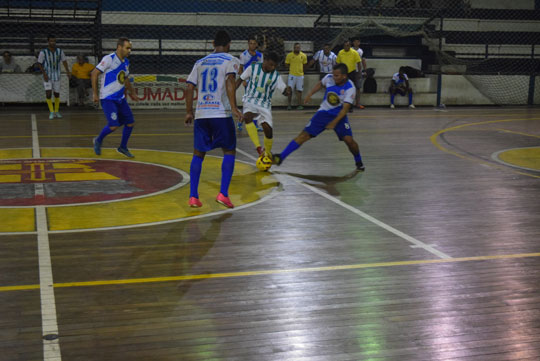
[287,75,304,92]
[243,102,273,128]
[43,80,61,93]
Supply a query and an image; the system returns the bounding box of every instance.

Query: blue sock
[189,155,203,198]
[280,140,301,162]
[120,125,133,149]
[220,154,235,197]
[97,126,113,143]
[408,92,413,105]
[354,153,362,163]
[390,94,395,104]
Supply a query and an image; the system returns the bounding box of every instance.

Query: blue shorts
[194,117,236,152]
[304,110,353,140]
[101,98,134,127]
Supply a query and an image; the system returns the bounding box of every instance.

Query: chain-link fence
[1,0,539,105]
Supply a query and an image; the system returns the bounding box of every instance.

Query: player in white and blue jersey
[238,37,264,132]
[37,35,71,119]
[185,30,242,209]
[308,44,337,79]
[236,51,290,158]
[272,63,365,171]
[91,37,140,158]
[390,66,415,109]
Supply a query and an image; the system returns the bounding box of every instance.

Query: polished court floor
[1,105,540,360]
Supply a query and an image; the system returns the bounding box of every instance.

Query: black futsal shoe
[356,161,365,171]
[272,153,283,165]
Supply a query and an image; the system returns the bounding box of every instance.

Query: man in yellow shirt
[71,55,95,106]
[285,43,307,110]
[337,40,363,109]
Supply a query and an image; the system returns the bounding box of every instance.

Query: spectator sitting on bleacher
[389,66,415,109]
[71,55,95,106]
[1,51,21,73]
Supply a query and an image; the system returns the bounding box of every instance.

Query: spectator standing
[71,55,95,106]
[285,43,307,110]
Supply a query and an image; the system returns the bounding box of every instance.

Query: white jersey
[95,52,130,101]
[241,63,287,109]
[313,50,337,74]
[354,47,364,72]
[239,50,263,69]
[38,48,66,81]
[318,74,356,115]
[187,52,240,119]
[392,72,409,84]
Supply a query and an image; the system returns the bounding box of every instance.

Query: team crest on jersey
[255,76,259,84]
[203,94,215,101]
[111,112,117,120]
[340,89,345,95]
[117,70,126,84]
[327,91,340,106]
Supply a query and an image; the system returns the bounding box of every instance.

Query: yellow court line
[2,252,540,293]
[430,117,540,179]
[496,128,540,139]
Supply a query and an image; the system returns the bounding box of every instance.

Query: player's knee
[109,126,119,131]
[126,123,134,128]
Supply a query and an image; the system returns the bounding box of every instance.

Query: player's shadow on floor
[277,169,363,197]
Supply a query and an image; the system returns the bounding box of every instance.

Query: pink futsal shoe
[216,193,234,208]
[189,197,202,208]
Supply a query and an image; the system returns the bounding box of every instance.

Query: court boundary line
[32,114,62,360]
[430,117,540,179]
[491,147,540,173]
[236,148,451,259]
[2,252,539,293]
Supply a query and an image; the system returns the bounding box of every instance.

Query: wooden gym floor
[1,105,540,361]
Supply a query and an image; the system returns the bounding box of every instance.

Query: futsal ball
[256,155,273,171]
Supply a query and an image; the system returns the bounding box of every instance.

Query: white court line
[32,114,62,360]
[236,148,452,259]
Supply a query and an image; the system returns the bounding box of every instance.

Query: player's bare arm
[304,81,324,104]
[326,102,351,130]
[37,62,48,82]
[226,74,242,121]
[184,83,195,125]
[125,79,140,101]
[90,68,100,104]
[63,60,71,79]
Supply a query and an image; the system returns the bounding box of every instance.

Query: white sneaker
[49,112,54,119]
[55,112,62,118]
[390,104,395,109]
[409,104,415,109]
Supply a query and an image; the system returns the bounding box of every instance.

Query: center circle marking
[0,158,187,207]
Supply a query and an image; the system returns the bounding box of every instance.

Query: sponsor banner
[127,74,196,109]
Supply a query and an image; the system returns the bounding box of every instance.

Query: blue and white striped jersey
[95,52,130,101]
[187,52,240,119]
[313,50,337,74]
[240,63,286,109]
[318,74,356,115]
[239,50,263,69]
[37,48,66,81]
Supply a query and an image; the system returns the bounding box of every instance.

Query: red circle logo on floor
[0,159,185,206]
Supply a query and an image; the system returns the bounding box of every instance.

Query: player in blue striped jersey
[272,63,365,171]
[37,35,71,119]
[236,51,290,158]
[91,37,140,158]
